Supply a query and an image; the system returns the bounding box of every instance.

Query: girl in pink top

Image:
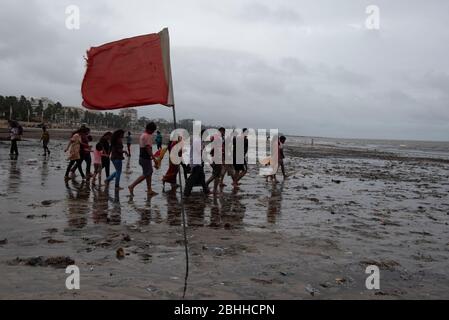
[92,143,106,186]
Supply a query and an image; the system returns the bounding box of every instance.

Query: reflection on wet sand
[108,189,122,225]
[65,181,90,229]
[128,197,151,226]
[7,158,21,194]
[184,195,207,227]
[40,159,49,186]
[166,192,182,226]
[267,182,284,224]
[92,186,109,224]
[220,192,246,229]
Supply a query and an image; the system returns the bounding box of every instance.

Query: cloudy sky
[1,0,448,140]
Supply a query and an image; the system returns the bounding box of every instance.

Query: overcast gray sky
[0,0,448,140]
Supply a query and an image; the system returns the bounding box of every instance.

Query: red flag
[82,28,174,110]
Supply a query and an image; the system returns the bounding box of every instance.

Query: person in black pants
[184,165,210,197]
[8,120,20,156]
[99,132,112,178]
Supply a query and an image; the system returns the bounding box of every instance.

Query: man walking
[129,122,158,197]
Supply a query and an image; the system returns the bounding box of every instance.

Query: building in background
[29,97,56,111]
[119,108,138,124]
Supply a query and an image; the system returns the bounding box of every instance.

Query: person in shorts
[128,122,158,197]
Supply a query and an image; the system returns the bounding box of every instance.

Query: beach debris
[214,247,225,256]
[410,231,432,236]
[0,238,8,245]
[319,282,333,288]
[25,159,39,165]
[8,256,74,269]
[116,248,126,259]
[41,200,57,206]
[360,259,400,271]
[380,219,401,227]
[47,239,65,244]
[251,278,283,285]
[332,179,342,184]
[305,284,319,296]
[308,198,320,203]
[122,234,132,242]
[26,214,48,220]
[335,277,346,285]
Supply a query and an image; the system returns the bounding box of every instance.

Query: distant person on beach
[234,128,249,184]
[126,131,133,157]
[279,136,287,178]
[40,126,50,156]
[8,120,20,156]
[156,131,163,150]
[128,123,158,197]
[99,132,112,179]
[105,130,129,191]
[64,129,85,181]
[91,143,106,186]
[263,135,288,183]
[219,128,239,189]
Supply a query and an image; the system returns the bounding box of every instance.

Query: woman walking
[105,130,129,191]
[64,129,86,181]
[99,132,112,179]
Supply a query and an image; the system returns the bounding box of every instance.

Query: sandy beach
[0,136,448,300]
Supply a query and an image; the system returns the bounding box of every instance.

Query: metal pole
[172,105,189,299]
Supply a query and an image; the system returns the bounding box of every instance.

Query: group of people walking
[7,120,287,198]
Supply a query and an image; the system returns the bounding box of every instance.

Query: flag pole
[172,104,189,299]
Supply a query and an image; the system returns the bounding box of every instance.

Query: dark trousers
[84,153,92,175]
[185,166,209,196]
[43,141,50,155]
[65,159,85,178]
[102,157,111,178]
[10,140,18,155]
[71,153,92,176]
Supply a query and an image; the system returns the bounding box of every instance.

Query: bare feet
[147,190,158,197]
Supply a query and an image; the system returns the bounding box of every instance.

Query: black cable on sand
[172,106,189,299]
[178,171,189,299]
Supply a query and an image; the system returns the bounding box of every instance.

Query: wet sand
[0,139,448,299]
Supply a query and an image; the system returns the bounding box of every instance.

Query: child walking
[92,143,106,186]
